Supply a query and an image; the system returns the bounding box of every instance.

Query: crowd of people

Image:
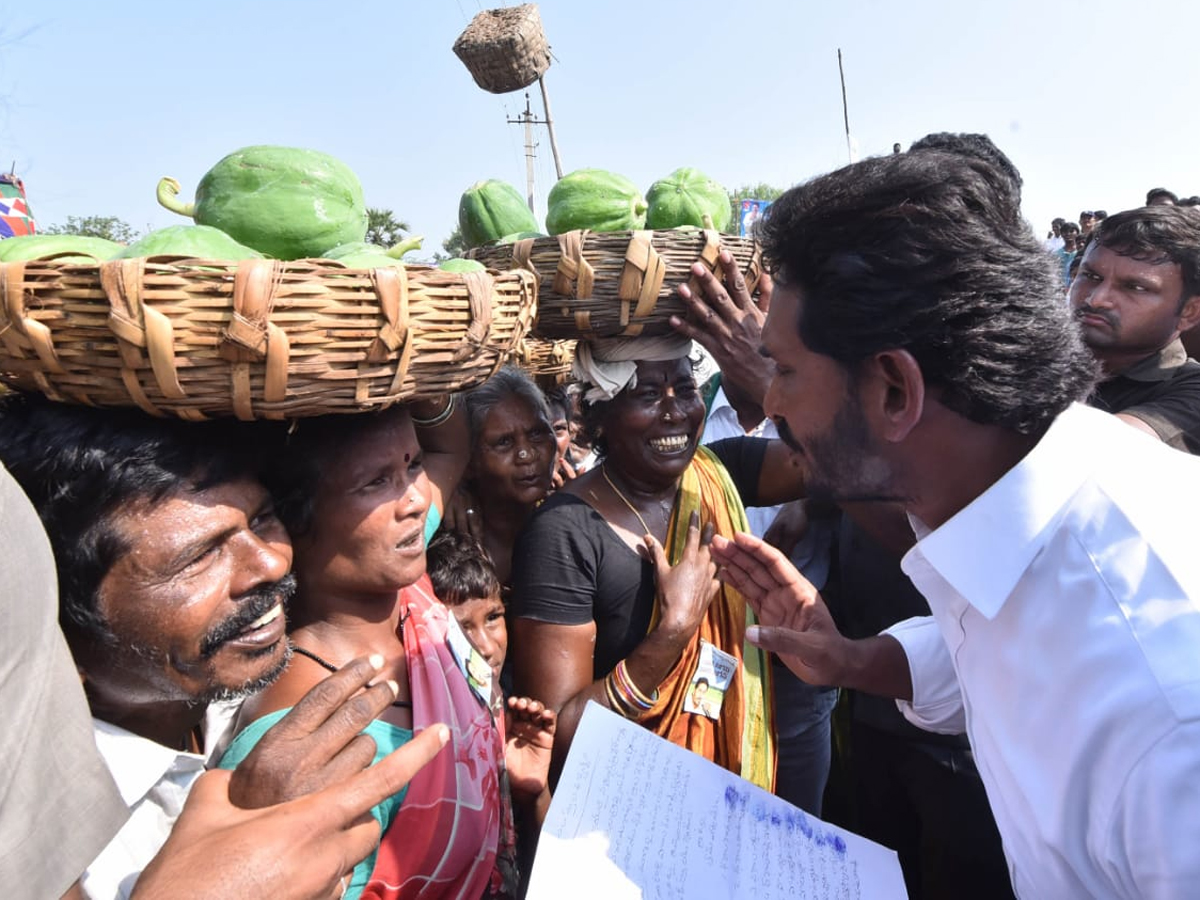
[2,133,1199,900]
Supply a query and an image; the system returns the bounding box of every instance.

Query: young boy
[427,530,556,826]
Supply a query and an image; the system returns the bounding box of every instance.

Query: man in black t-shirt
[1072,205,1200,454]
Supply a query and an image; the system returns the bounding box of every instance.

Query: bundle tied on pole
[453,4,552,95]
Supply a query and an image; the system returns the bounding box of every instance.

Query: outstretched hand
[505,696,557,800]
[711,531,848,686]
[644,511,719,642]
[133,724,449,900]
[671,250,775,405]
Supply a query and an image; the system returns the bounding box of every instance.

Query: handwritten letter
[527,703,907,900]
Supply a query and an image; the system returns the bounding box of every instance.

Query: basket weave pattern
[470,229,761,339]
[514,335,575,381]
[453,4,551,94]
[0,257,537,420]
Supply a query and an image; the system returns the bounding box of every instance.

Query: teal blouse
[218,709,413,899]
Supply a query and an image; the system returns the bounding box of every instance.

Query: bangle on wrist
[604,660,657,719]
[411,394,457,428]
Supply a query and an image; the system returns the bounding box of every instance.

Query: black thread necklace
[290,644,413,709]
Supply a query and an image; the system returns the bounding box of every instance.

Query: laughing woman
[508,336,802,788]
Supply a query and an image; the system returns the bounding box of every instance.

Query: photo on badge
[682,639,738,720]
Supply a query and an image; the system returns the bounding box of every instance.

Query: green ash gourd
[545,169,648,235]
[117,225,263,260]
[322,236,424,268]
[156,146,368,260]
[0,234,123,263]
[458,179,540,249]
[645,167,732,232]
[437,258,486,273]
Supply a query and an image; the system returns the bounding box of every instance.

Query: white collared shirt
[886,403,1200,899]
[82,703,239,899]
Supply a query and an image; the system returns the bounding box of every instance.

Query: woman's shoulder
[527,488,598,525]
[232,660,325,731]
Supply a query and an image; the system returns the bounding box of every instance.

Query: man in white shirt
[711,146,1200,898]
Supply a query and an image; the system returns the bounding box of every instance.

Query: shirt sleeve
[707,436,768,507]
[509,498,599,626]
[1116,367,1200,453]
[1105,720,1200,897]
[884,615,968,734]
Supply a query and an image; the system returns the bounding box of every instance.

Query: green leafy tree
[42,215,139,244]
[440,226,467,259]
[727,183,787,235]
[364,207,410,248]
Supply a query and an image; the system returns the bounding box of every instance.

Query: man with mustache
[0,394,434,898]
[711,148,1200,898]
[1071,205,1200,454]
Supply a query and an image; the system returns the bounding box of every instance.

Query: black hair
[426,530,501,607]
[0,393,266,643]
[694,677,710,689]
[544,385,572,423]
[1094,210,1108,220]
[1146,188,1178,205]
[1177,196,1200,208]
[1092,205,1200,308]
[1060,221,1081,237]
[908,132,1023,209]
[263,405,413,539]
[759,149,1098,435]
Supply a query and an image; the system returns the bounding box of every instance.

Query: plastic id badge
[682,639,738,720]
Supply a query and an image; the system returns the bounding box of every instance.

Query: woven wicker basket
[0,257,537,420]
[469,229,761,339]
[513,335,575,383]
[453,4,551,94]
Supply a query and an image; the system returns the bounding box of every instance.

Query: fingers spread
[275,655,387,738]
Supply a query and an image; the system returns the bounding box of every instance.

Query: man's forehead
[1090,242,1178,276]
[114,476,267,524]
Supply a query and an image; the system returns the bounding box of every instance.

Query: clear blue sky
[2,0,1194,253]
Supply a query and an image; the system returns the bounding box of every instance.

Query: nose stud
[517,448,529,460]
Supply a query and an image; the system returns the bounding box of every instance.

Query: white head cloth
[572,335,695,403]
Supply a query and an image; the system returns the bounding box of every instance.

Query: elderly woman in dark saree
[508,335,802,788]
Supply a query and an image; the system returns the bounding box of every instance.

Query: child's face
[452,594,508,679]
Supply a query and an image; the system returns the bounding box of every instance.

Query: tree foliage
[364,207,410,248]
[41,215,139,243]
[440,226,467,259]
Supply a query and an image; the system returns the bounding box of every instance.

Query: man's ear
[860,349,925,443]
[1177,293,1200,335]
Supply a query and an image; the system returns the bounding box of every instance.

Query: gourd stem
[386,235,424,258]
[156,177,196,218]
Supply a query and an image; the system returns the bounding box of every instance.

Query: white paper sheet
[527,702,908,900]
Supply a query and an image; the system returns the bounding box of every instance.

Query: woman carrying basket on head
[218,397,554,900]
[508,334,803,789]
